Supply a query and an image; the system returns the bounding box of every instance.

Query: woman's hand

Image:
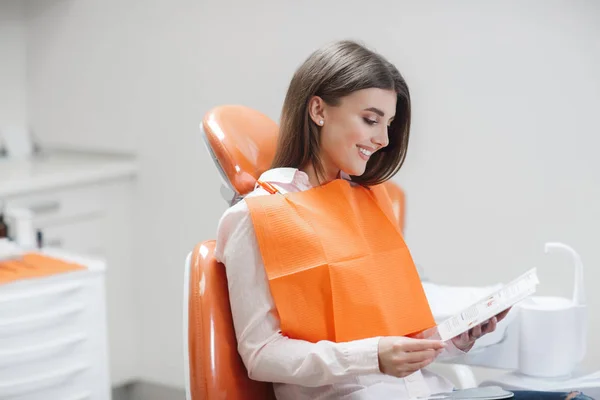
[451,308,512,352]
[378,337,446,378]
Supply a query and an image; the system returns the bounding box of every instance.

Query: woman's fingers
[470,324,482,339]
[401,357,436,375]
[401,348,438,364]
[452,316,501,352]
[379,337,447,378]
[452,332,469,348]
[399,339,445,352]
[495,307,511,322]
[482,317,497,335]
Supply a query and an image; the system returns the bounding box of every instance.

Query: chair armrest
[426,363,479,389]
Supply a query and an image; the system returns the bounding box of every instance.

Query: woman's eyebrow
[364,107,385,117]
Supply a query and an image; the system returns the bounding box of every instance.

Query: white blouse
[215,168,464,400]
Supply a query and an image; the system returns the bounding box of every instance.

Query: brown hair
[271,40,411,186]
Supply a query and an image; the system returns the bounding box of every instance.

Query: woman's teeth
[359,148,372,157]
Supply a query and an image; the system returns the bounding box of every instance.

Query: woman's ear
[308,96,326,126]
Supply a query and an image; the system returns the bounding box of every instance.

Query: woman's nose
[372,127,389,149]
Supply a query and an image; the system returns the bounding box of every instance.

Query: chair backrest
[185,242,276,400]
[186,105,406,400]
[201,105,279,202]
[186,105,277,400]
[382,180,406,233]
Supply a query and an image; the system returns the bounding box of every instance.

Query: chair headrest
[201,105,279,197]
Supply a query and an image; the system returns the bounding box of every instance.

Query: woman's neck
[302,163,340,188]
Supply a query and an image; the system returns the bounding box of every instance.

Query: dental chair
[183,105,475,400]
[183,105,278,400]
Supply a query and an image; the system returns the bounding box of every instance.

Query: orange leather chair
[184,105,278,400]
[183,105,408,400]
[383,179,406,233]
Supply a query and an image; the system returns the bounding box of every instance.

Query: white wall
[25,0,600,388]
[0,0,27,138]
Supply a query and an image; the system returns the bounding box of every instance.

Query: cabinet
[0,257,111,399]
[0,150,138,387]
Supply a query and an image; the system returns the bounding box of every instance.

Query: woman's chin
[345,166,366,177]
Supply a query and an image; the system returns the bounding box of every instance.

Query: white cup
[518,296,585,378]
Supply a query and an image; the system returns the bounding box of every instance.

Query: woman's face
[309,88,397,180]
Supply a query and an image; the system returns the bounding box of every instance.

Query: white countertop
[0,150,138,198]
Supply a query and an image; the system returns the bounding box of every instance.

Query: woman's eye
[363,118,377,125]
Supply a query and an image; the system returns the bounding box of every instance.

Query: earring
[319,120,324,126]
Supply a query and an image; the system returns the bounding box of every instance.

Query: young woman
[215,40,591,400]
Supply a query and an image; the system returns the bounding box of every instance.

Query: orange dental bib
[246,179,435,343]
